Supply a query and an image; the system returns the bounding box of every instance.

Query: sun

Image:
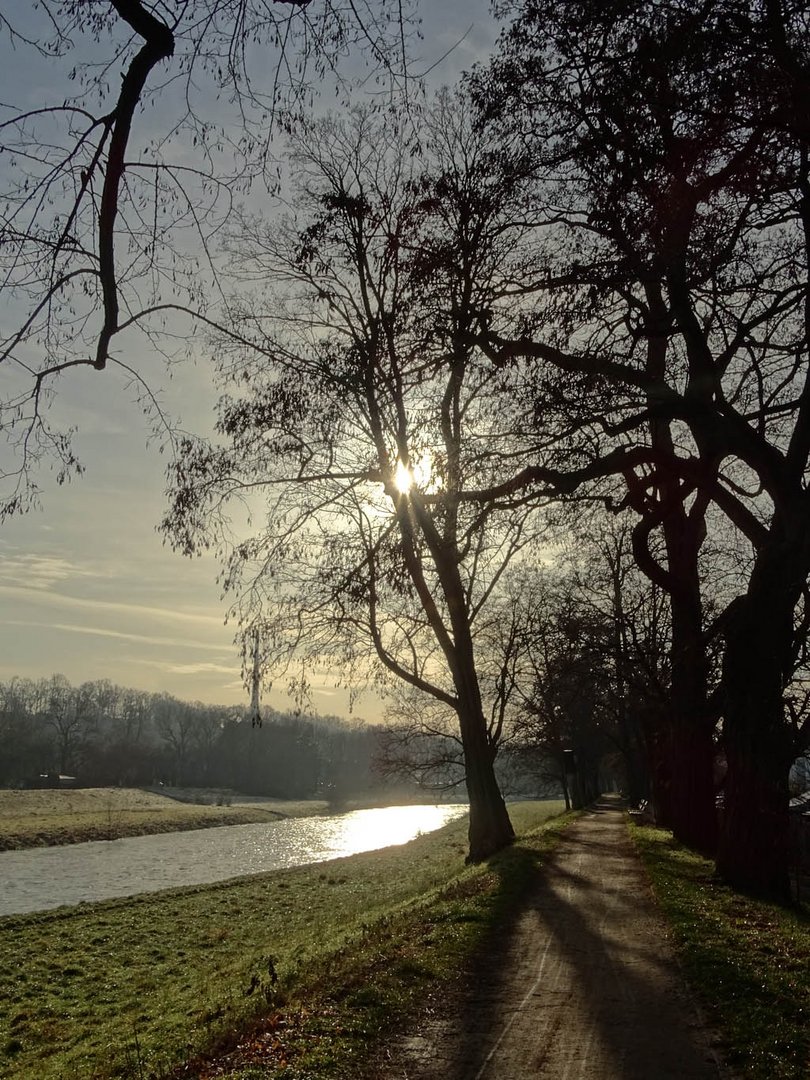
[392,455,433,496]
[394,459,413,494]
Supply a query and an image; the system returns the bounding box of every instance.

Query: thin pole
[250,626,262,728]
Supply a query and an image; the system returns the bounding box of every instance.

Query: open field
[0,800,567,1079]
[0,787,320,850]
[631,823,810,1080]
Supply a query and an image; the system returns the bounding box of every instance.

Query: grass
[630,823,810,1080]
[0,788,321,850]
[0,799,569,1079]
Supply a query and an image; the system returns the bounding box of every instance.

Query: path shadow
[414,802,721,1080]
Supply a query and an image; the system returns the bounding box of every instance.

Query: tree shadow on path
[394,797,725,1080]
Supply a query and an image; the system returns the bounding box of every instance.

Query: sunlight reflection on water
[0,804,467,917]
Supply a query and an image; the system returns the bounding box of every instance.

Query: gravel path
[386,796,727,1080]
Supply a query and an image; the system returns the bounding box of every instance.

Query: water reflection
[330,804,463,857]
[0,804,467,917]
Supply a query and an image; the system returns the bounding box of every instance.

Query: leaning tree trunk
[454,663,514,862]
[461,712,515,862]
[717,547,801,900]
[434,547,515,862]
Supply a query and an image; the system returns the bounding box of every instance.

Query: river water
[0,804,467,918]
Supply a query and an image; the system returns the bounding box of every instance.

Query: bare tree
[154,694,197,785]
[41,674,97,774]
[0,0,418,516]
[474,0,810,897]
[377,688,467,793]
[163,97,550,859]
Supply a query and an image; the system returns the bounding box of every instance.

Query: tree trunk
[646,715,674,828]
[464,733,515,862]
[718,714,792,900]
[457,695,514,862]
[561,772,571,810]
[435,549,515,862]
[669,720,717,851]
[717,547,801,900]
[639,287,717,851]
[668,589,717,854]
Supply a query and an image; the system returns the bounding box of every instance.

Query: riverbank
[0,800,567,1079]
[0,804,468,916]
[0,787,334,850]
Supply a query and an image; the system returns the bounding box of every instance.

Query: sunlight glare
[330,804,467,857]
[393,455,432,495]
[394,459,413,494]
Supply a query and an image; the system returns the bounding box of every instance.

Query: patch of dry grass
[0,788,291,849]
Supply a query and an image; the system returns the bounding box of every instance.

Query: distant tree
[0,669,391,796]
[154,694,197,785]
[377,689,467,794]
[560,517,684,810]
[40,674,96,775]
[0,677,50,782]
[110,688,157,784]
[189,706,226,784]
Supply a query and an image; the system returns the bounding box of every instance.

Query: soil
[382,795,730,1080]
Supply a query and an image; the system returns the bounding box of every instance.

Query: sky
[0,0,499,720]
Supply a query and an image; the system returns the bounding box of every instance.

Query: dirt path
[386,796,727,1080]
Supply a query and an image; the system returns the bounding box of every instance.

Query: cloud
[2,620,232,653]
[142,660,239,676]
[0,583,225,629]
[0,552,99,591]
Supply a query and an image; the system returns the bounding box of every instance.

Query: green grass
[630,824,810,1080]
[0,800,568,1079]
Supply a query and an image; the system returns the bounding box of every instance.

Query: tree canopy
[474,0,810,894]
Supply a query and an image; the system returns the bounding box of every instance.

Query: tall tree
[477,0,810,895]
[163,98,549,859]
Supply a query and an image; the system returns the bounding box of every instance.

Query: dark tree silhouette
[0,0,417,516]
[476,0,810,896]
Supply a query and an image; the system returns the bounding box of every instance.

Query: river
[0,803,467,917]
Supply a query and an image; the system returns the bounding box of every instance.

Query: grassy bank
[630,823,810,1080]
[0,800,569,1079]
[0,788,319,850]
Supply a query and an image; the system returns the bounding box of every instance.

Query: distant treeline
[0,674,552,802]
[0,674,388,800]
